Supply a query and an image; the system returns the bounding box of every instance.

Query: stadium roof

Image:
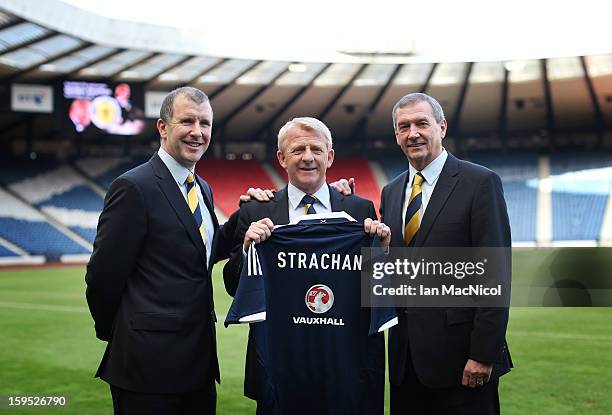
[2,0,611,63]
[1,0,611,149]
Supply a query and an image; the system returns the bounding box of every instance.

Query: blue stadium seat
[378,156,409,182]
[71,226,97,243]
[502,182,538,242]
[0,218,90,258]
[38,185,104,212]
[470,152,538,242]
[552,193,607,240]
[550,153,611,241]
[0,158,60,185]
[0,245,19,257]
[95,156,151,189]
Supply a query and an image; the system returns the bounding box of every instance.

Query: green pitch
[0,263,610,414]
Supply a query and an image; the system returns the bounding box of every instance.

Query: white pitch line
[510,331,612,342]
[0,301,88,313]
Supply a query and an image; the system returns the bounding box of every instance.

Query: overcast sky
[62,0,612,62]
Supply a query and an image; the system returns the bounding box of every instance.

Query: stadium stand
[5,163,102,244]
[75,156,152,189]
[197,159,277,217]
[0,0,611,263]
[377,155,409,182]
[0,188,89,259]
[325,158,381,214]
[1,152,608,263]
[470,152,539,243]
[0,244,19,257]
[550,153,612,241]
[0,159,60,186]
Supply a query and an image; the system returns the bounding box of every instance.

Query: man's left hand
[239,188,276,205]
[364,218,391,249]
[329,178,355,195]
[462,358,493,388]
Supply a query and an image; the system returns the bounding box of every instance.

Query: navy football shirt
[226,215,397,415]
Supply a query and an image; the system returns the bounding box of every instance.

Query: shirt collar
[287,182,330,211]
[158,147,194,186]
[408,148,448,185]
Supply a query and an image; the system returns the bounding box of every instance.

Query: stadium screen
[62,80,145,136]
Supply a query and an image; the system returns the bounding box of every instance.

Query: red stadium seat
[196,159,277,217]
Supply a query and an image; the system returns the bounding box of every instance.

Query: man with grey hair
[276,116,333,152]
[223,116,391,414]
[380,92,512,414]
[86,86,257,414]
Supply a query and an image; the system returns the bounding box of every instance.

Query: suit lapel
[196,175,219,267]
[414,153,460,246]
[269,187,290,224]
[329,184,345,213]
[388,171,410,247]
[151,154,208,264]
[196,176,219,230]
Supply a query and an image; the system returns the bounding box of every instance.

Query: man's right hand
[239,188,276,205]
[243,218,275,251]
[329,178,355,195]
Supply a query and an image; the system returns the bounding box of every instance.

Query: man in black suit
[86,87,243,414]
[223,117,391,414]
[380,93,512,414]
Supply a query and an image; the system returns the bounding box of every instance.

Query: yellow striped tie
[404,173,424,246]
[186,173,206,243]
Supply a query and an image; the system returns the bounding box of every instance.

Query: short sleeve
[224,244,267,326]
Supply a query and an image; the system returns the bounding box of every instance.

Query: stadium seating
[0,188,89,259]
[470,152,539,243]
[197,159,277,217]
[325,158,381,214]
[40,185,104,212]
[35,184,103,242]
[76,156,152,189]
[0,158,60,187]
[377,155,409,182]
[6,164,103,244]
[1,151,609,263]
[550,153,612,241]
[0,244,19,257]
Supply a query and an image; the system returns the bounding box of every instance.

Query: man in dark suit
[380,93,512,414]
[86,87,241,414]
[222,117,391,414]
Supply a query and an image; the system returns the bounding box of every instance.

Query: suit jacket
[85,153,236,394]
[381,152,513,388]
[223,185,379,402]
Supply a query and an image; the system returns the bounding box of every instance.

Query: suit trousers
[110,383,216,415]
[390,344,500,415]
[256,400,277,415]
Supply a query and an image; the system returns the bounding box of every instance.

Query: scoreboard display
[62,80,145,136]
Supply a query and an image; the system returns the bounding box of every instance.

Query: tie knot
[413,172,424,187]
[185,172,195,185]
[301,194,317,206]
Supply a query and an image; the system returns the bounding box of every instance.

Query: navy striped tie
[186,172,206,243]
[301,195,317,214]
